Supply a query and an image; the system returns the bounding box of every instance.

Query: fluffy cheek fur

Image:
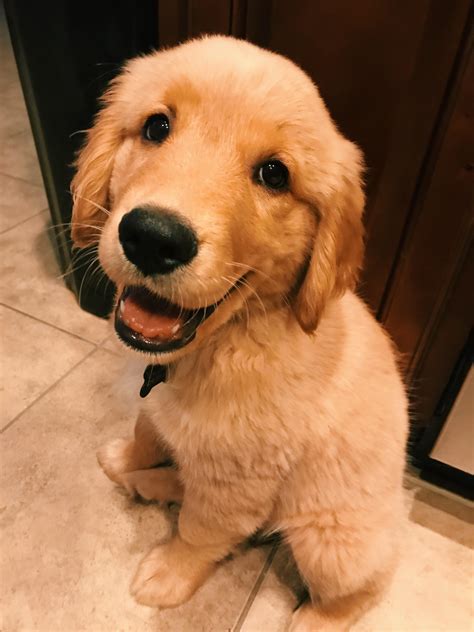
[98,139,316,314]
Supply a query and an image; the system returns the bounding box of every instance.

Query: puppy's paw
[97,438,134,484]
[131,539,214,608]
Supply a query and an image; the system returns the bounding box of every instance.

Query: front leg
[131,477,276,607]
[130,532,226,608]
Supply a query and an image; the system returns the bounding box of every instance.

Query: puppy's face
[71,36,364,360]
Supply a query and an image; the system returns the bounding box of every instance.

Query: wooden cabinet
[6,0,473,453]
[156,2,473,447]
[382,35,473,448]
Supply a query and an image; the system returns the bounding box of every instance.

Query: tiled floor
[1,7,473,632]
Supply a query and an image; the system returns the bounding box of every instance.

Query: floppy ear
[293,140,365,332]
[70,85,122,248]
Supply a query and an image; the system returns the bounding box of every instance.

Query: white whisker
[71,192,111,216]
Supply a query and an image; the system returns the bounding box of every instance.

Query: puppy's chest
[144,380,300,473]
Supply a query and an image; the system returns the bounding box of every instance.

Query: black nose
[118,207,198,276]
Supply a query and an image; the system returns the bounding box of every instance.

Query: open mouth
[114,278,245,354]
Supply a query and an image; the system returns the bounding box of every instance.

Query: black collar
[140,364,168,398]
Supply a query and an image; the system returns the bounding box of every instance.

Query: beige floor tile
[0,29,18,89]
[0,172,47,233]
[0,349,270,632]
[354,521,473,631]
[0,211,111,344]
[0,93,30,140]
[241,503,473,632]
[0,4,31,140]
[0,128,43,186]
[101,332,127,355]
[0,304,93,429]
[410,485,473,548]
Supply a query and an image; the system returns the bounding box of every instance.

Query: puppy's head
[71,36,364,359]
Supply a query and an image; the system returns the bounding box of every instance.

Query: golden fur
[71,36,408,630]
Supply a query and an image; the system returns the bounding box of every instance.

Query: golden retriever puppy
[71,35,408,631]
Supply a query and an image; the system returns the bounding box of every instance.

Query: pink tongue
[121,296,183,340]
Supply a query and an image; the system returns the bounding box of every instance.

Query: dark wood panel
[382,39,473,415]
[241,0,272,45]
[415,244,473,433]
[157,0,189,47]
[365,0,471,311]
[158,0,231,47]
[188,0,231,37]
[230,0,248,38]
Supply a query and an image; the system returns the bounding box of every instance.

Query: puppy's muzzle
[119,206,198,276]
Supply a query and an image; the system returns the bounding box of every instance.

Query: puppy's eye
[256,160,289,190]
[143,114,170,143]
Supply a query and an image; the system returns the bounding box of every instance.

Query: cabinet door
[237,0,470,313]
[381,37,473,432]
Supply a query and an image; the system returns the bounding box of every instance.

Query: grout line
[232,544,278,632]
[100,345,121,358]
[0,168,44,189]
[98,340,123,357]
[0,168,42,188]
[0,346,98,435]
[0,207,48,235]
[0,126,29,140]
[0,302,100,346]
